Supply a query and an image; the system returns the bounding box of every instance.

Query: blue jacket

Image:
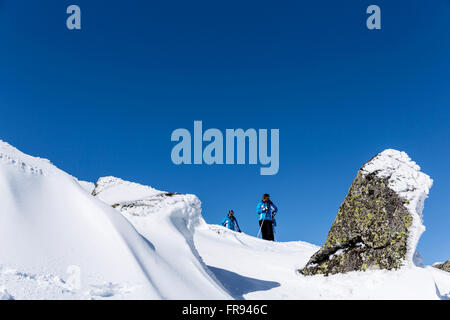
[256,200,278,221]
[221,216,241,232]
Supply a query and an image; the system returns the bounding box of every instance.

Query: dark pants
[259,220,274,241]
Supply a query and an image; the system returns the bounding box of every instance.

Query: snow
[0,141,448,300]
[92,177,231,299]
[77,180,95,194]
[0,141,160,298]
[0,287,14,300]
[194,225,450,299]
[92,176,162,204]
[0,140,228,299]
[361,149,433,265]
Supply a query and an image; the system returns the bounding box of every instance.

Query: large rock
[433,260,450,273]
[300,150,432,276]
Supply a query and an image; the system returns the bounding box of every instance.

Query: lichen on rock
[433,260,450,273]
[300,149,432,276]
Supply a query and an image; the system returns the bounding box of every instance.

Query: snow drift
[91,176,230,299]
[0,140,228,299]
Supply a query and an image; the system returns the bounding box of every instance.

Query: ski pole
[273,221,276,242]
[256,218,265,238]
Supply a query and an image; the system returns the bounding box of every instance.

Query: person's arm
[256,202,264,214]
[235,219,242,233]
[221,217,228,227]
[271,202,278,214]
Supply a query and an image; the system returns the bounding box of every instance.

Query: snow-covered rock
[92,176,162,203]
[361,149,433,264]
[301,149,432,276]
[434,260,450,273]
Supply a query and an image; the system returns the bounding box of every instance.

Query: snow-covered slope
[0,141,157,299]
[195,226,450,299]
[92,176,450,300]
[0,140,228,299]
[0,141,449,300]
[92,177,230,299]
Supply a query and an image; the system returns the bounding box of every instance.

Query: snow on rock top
[361,149,433,264]
[301,149,434,276]
[92,176,205,233]
[92,176,163,205]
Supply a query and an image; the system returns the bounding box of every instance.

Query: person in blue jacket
[221,210,241,232]
[256,193,278,241]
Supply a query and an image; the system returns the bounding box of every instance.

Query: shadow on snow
[435,283,450,301]
[207,266,280,299]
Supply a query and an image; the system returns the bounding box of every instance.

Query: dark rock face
[300,170,412,276]
[434,260,450,273]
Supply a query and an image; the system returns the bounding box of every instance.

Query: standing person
[221,210,242,233]
[256,194,278,241]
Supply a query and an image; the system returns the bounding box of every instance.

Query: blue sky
[0,1,448,264]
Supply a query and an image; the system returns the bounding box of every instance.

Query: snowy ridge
[0,140,228,299]
[92,176,163,203]
[78,180,95,194]
[93,177,230,299]
[361,149,433,265]
[0,140,52,176]
[93,175,208,237]
[0,140,96,192]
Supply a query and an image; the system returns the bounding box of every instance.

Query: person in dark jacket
[221,210,241,232]
[256,194,278,241]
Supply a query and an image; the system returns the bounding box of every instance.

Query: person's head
[228,210,234,218]
[262,193,270,202]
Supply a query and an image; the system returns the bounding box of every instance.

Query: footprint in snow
[0,287,14,300]
[88,282,134,298]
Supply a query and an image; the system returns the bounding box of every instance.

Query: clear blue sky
[0,1,448,264]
